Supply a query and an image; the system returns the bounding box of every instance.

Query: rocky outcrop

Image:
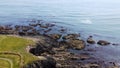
[97,40,110,45]
[29,43,55,56]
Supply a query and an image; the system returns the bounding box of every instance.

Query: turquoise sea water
[1,0,120,64]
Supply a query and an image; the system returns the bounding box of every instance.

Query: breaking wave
[81,19,93,24]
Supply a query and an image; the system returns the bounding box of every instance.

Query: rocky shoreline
[0,20,119,68]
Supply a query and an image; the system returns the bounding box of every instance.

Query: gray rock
[97,40,110,45]
[87,38,95,44]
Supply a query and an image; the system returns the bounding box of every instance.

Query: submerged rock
[29,23,38,27]
[87,36,95,44]
[112,43,119,46]
[97,40,110,45]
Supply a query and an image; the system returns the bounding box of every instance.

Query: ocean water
[1,0,120,63]
[0,0,120,42]
[0,0,120,36]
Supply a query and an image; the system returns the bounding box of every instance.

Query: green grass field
[0,35,39,68]
[0,58,10,68]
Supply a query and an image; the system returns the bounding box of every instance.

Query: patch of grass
[0,35,39,68]
[0,59,10,68]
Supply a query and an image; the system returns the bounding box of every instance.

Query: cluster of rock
[25,33,119,68]
[0,20,116,46]
[87,36,111,46]
[0,20,56,36]
[24,33,99,68]
[0,19,119,68]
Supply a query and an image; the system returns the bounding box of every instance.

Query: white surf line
[0,58,13,68]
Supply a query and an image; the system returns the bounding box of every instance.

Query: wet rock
[39,24,50,28]
[0,26,4,30]
[53,46,66,52]
[56,63,62,68]
[97,40,110,45]
[15,25,20,29]
[59,28,67,33]
[82,63,100,68]
[21,26,32,32]
[87,36,95,44]
[89,64,100,68]
[4,25,13,30]
[48,34,62,40]
[70,56,80,60]
[80,55,90,60]
[29,23,38,27]
[40,57,56,68]
[112,43,119,46]
[18,31,26,36]
[44,29,52,33]
[24,57,56,68]
[0,25,14,34]
[29,43,54,56]
[63,34,80,40]
[7,30,14,34]
[27,32,35,36]
[112,66,119,68]
[46,23,55,27]
[68,39,85,50]
[58,41,69,48]
[35,44,49,55]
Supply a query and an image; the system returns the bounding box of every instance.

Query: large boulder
[24,57,56,68]
[97,40,110,45]
[29,43,54,56]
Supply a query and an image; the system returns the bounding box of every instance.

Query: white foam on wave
[81,19,93,24]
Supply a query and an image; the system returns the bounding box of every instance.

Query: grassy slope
[0,59,10,68]
[0,35,39,68]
